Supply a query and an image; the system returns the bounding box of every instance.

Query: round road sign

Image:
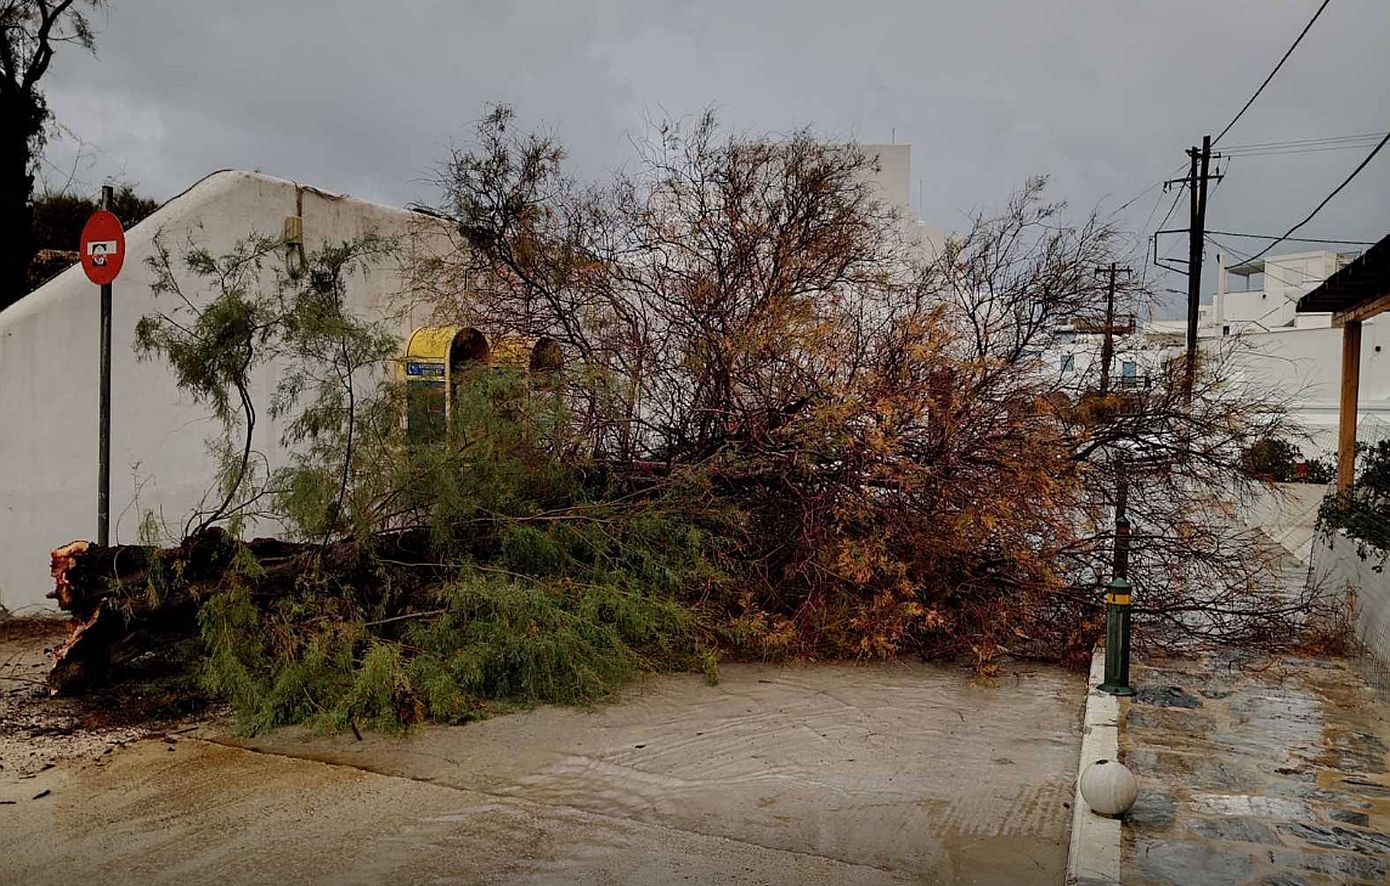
[80,210,126,286]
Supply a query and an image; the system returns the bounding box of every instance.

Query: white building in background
[1205,250,1351,335]
[1043,312,1163,393]
[1041,245,1390,458]
[861,143,945,258]
[0,171,455,614]
[1138,247,1390,457]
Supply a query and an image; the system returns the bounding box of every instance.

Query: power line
[1156,182,1187,233]
[1222,131,1385,152]
[1206,233,1383,338]
[1204,236,1296,330]
[1109,161,1189,219]
[1235,129,1390,265]
[1205,229,1376,246]
[1207,234,1336,284]
[1127,185,1171,272]
[1110,179,1163,216]
[1147,182,1190,275]
[1212,0,1333,146]
[1222,141,1384,159]
[1120,165,1189,267]
[1132,186,1169,251]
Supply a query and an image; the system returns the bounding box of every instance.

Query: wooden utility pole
[1184,137,1212,400]
[1094,262,1132,394]
[1166,136,1221,403]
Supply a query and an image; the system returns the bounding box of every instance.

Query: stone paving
[1122,653,1390,886]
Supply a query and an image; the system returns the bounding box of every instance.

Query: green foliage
[194,367,721,734]
[700,647,721,686]
[1241,437,1301,483]
[137,232,399,538]
[198,562,701,735]
[1302,457,1335,485]
[1320,439,1390,557]
[404,571,692,716]
[1241,437,1334,484]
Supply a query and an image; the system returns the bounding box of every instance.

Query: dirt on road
[1,621,1084,885]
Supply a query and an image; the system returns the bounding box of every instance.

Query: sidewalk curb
[1065,647,1123,885]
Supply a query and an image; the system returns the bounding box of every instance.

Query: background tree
[0,0,101,311]
[28,181,157,288]
[934,176,1122,365]
[31,182,156,249]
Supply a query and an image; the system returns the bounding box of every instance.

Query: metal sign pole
[98,184,113,547]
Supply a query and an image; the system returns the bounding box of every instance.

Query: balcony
[1072,315,1136,335]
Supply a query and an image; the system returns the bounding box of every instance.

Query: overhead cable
[1234,129,1390,265]
[1213,0,1333,146]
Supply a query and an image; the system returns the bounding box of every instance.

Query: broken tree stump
[46,527,438,695]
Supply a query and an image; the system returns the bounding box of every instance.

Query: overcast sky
[36,0,1390,311]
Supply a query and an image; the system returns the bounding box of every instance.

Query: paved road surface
[2,636,1082,885]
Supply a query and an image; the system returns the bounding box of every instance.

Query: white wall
[1214,250,1348,332]
[1312,532,1390,673]
[1219,319,1390,456]
[0,171,448,612]
[1240,482,1327,564]
[1222,290,1270,325]
[863,144,911,211]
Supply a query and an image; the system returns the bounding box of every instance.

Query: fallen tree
[44,108,1338,732]
[46,528,438,694]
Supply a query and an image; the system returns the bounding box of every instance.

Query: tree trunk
[0,93,43,311]
[46,527,439,695]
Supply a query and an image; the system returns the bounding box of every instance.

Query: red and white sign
[80,210,126,286]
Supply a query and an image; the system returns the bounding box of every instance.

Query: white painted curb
[1065,647,1122,885]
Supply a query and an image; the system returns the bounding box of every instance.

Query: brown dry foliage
[409,106,1319,666]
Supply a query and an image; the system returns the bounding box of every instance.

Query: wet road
[1,661,1083,885]
[1123,654,1390,885]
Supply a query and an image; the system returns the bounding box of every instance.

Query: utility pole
[1183,136,1219,401]
[1094,262,1132,394]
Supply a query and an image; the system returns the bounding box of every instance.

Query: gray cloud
[35,0,1390,308]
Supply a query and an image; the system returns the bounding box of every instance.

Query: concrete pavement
[1,657,1083,885]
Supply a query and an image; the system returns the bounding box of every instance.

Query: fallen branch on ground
[45,527,440,695]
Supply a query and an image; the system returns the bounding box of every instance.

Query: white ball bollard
[1079,759,1138,818]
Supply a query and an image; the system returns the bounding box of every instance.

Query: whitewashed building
[1143,248,1390,456]
[0,171,451,613]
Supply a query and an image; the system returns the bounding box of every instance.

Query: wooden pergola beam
[1333,286,1390,327]
[1339,320,1362,494]
[1297,234,1390,494]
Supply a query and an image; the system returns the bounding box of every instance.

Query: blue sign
[406,361,445,378]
